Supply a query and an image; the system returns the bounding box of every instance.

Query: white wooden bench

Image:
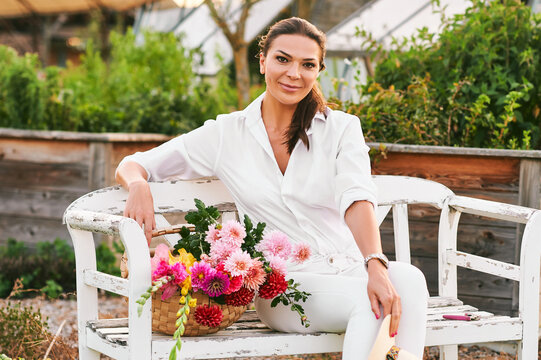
[63,175,541,360]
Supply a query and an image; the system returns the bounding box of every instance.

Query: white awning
[326,0,472,56]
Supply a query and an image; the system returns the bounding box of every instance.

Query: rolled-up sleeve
[335,115,378,220]
[116,119,222,181]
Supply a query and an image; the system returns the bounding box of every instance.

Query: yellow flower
[188,298,197,307]
[181,286,189,296]
[179,296,186,304]
[169,248,196,269]
[185,307,190,316]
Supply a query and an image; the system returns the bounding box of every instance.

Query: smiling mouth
[279,82,302,91]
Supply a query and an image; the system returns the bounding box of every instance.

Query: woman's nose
[286,63,301,79]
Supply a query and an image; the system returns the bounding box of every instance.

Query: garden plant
[337,0,541,150]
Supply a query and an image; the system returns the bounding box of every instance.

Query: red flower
[225,286,255,306]
[194,304,223,328]
[258,272,288,299]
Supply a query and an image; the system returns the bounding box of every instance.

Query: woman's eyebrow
[277,50,316,62]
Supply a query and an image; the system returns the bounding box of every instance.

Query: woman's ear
[259,53,266,74]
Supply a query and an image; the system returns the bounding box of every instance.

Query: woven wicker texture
[152,290,247,336]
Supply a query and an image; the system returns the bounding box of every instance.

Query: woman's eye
[304,62,317,69]
[276,56,288,63]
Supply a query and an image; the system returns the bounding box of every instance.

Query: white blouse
[119,93,378,269]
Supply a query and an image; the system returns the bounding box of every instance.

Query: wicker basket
[120,243,246,336]
[152,289,247,336]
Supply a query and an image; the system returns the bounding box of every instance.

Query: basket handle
[151,224,195,238]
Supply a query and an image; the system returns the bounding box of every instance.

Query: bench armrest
[449,195,537,224]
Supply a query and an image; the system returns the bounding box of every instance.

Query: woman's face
[260,34,321,107]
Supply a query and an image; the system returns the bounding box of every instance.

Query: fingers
[368,292,380,320]
[389,295,401,337]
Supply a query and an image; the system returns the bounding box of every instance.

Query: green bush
[0,238,122,298]
[0,29,238,134]
[341,0,541,149]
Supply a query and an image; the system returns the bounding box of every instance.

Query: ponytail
[285,84,327,154]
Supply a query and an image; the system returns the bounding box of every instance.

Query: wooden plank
[0,160,88,191]
[426,305,478,315]
[0,215,71,246]
[0,138,89,164]
[0,188,83,219]
[425,317,522,346]
[368,142,541,159]
[89,142,113,191]
[0,128,171,142]
[446,250,520,281]
[450,196,535,224]
[372,153,520,192]
[513,159,541,312]
[84,269,129,296]
[458,295,513,316]
[427,297,463,308]
[407,257,514,306]
[111,142,167,185]
[88,318,129,329]
[381,220,517,263]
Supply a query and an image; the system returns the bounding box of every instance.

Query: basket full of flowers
[134,199,311,359]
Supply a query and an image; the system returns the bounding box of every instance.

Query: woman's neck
[260,93,297,133]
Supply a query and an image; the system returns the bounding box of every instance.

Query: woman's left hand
[366,261,401,337]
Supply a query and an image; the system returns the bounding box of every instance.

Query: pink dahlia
[292,243,312,264]
[152,260,188,300]
[210,241,234,263]
[257,230,292,260]
[219,220,246,247]
[205,224,221,244]
[190,261,213,291]
[224,250,252,277]
[203,269,230,297]
[243,259,266,291]
[267,255,287,276]
[194,304,223,328]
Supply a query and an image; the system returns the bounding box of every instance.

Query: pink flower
[224,250,252,277]
[210,241,234,263]
[152,260,188,300]
[219,220,246,247]
[292,243,312,264]
[205,224,221,244]
[190,261,213,291]
[267,255,287,276]
[150,243,170,274]
[257,230,292,260]
[243,259,266,291]
[203,269,230,297]
[225,275,243,294]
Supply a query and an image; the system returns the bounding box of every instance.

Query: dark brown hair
[259,17,327,154]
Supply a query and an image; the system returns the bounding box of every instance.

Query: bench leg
[69,227,101,360]
[439,344,458,360]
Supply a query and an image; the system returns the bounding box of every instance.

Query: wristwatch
[364,253,389,270]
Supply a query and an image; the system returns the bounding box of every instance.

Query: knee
[388,261,429,299]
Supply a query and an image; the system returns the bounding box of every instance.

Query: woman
[116,17,428,359]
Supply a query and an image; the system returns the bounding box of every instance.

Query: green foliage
[0,29,238,134]
[0,303,48,359]
[0,238,122,298]
[342,0,541,149]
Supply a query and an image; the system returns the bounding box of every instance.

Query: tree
[205,0,261,108]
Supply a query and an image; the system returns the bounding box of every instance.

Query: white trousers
[255,259,429,360]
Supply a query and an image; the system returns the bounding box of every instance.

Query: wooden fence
[1,129,540,316]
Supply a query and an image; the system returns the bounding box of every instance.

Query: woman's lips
[279,82,301,92]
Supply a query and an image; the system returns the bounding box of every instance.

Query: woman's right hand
[123,180,156,245]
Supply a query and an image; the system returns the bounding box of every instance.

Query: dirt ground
[0,296,532,359]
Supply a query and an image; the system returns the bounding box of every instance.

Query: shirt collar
[242,91,329,128]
